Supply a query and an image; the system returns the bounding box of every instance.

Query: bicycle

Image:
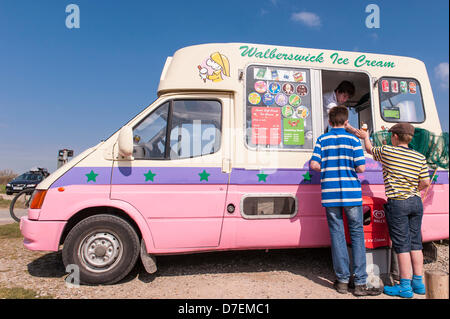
[9,188,34,222]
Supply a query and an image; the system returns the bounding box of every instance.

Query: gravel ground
[0,227,448,300]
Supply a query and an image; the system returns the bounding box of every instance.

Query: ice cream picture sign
[245,64,313,150]
[239,46,396,69]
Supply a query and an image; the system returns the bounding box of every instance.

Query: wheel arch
[59,202,155,253]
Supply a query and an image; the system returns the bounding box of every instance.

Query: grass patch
[0,223,22,239]
[0,286,53,299]
[0,197,11,208]
[0,185,5,194]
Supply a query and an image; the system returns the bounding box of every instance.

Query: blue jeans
[326,206,367,285]
[384,196,423,254]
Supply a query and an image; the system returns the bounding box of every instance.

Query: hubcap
[79,232,122,273]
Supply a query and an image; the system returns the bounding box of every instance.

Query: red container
[343,196,390,249]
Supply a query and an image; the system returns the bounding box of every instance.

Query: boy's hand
[354,129,368,140]
[310,160,321,172]
[345,124,368,140]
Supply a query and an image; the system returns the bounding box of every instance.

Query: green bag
[372,128,449,169]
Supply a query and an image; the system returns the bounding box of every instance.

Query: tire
[9,188,34,222]
[62,214,140,285]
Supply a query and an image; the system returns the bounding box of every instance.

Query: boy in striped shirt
[310,106,380,296]
[349,122,430,298]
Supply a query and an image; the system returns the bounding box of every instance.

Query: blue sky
[0,0,448,173]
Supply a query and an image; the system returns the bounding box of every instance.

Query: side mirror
[118,126,134,159]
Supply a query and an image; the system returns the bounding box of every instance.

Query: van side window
[379,77,425,123]
[245,65,313,150]
[132,100,222,160]
[133,102,169,159]
[170,100,222,159]
[241,195,297,219]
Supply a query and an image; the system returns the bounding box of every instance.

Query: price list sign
[251,107,281,145]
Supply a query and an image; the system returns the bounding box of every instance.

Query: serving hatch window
[245,65,313,150]
[379,77,425,123]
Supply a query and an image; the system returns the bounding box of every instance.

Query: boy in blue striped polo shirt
[310,105,380,296]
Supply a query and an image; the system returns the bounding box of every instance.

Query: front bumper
[6,185,35,194]
[20,217,66,251]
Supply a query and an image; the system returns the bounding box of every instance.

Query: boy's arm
[310,138,322,172]
[362,134,373,155]
[346,124,374,155]
[418,178,431,191]
[418,160,431,191]
[355,164,365,173]
[354,145,366,173]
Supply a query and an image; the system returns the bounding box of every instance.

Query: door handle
[222,158,231,173]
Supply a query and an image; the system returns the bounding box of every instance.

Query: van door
[111,94,231,249]
[227,66,324,249]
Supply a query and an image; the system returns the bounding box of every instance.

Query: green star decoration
[144,170,156,182]
[302,171,312,182]
[85,170,99,183]
[199,169,210,182]
[257,171,268,182]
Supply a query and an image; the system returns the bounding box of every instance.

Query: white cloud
[291,11,321,27]
[435,62,449,89]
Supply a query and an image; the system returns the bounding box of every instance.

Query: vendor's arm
[325,102,338,116]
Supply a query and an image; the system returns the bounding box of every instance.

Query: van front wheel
[62,214,140,285]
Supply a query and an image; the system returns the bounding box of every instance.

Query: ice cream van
[20,43,449,284]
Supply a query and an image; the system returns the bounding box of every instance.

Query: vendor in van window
[323,81,355,132]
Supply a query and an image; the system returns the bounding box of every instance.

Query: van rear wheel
[62,214,140,285]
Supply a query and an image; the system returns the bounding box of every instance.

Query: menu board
[251,107,281,145]
[283,118,304,145]
[246,65,313,149]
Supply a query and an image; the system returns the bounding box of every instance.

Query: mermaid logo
[198,52,230,83]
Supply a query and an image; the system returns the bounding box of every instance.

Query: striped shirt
[311,128,365,207]
[371,145,429,199]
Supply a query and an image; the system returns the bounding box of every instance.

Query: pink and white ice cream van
[20,43,449,284]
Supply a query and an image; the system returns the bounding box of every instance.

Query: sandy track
[1,232,447,299]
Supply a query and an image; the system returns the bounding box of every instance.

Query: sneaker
[383,284,413,298]
[411,280,426,295]
[333,280,348,294]
[353,284,382,297]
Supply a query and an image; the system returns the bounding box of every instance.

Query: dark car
[5,168,49,195]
